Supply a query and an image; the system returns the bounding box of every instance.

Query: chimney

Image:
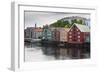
[35,23,37,28]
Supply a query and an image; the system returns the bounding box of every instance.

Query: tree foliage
[50,18,84,28]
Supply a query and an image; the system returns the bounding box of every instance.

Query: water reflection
[24,42,90,62]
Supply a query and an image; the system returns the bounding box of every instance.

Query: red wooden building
[68,23,90,43]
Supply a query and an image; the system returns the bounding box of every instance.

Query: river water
[24,42,90,62]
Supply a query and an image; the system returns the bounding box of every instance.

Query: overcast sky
[24,11,90,29]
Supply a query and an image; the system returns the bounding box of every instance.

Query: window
[69,36,72,38]
[69,32,72,34]
[78,36,80,38]
[78,39,80,42]
[69,39,72,41]
[78,32,80,34]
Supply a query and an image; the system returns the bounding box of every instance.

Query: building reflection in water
[24,42,90,61]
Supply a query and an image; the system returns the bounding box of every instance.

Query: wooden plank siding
[68,23,90,44]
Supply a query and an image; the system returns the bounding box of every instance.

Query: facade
[24,27,43,39]
[68,23,90,43]
[24,27,34,39]
[33,28,43,39]
[42,25,52,41]
[52,28,69,42]
[59,28,69,42]
[84,33,90,43]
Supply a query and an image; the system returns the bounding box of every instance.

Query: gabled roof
[69,23,90,32]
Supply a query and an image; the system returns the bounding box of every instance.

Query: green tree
[71,19,77,24]
[50,18,85,28]
[71,19,83,25]
[77,19,83,24]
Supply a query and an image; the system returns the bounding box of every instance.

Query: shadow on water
[24,41,90,60]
